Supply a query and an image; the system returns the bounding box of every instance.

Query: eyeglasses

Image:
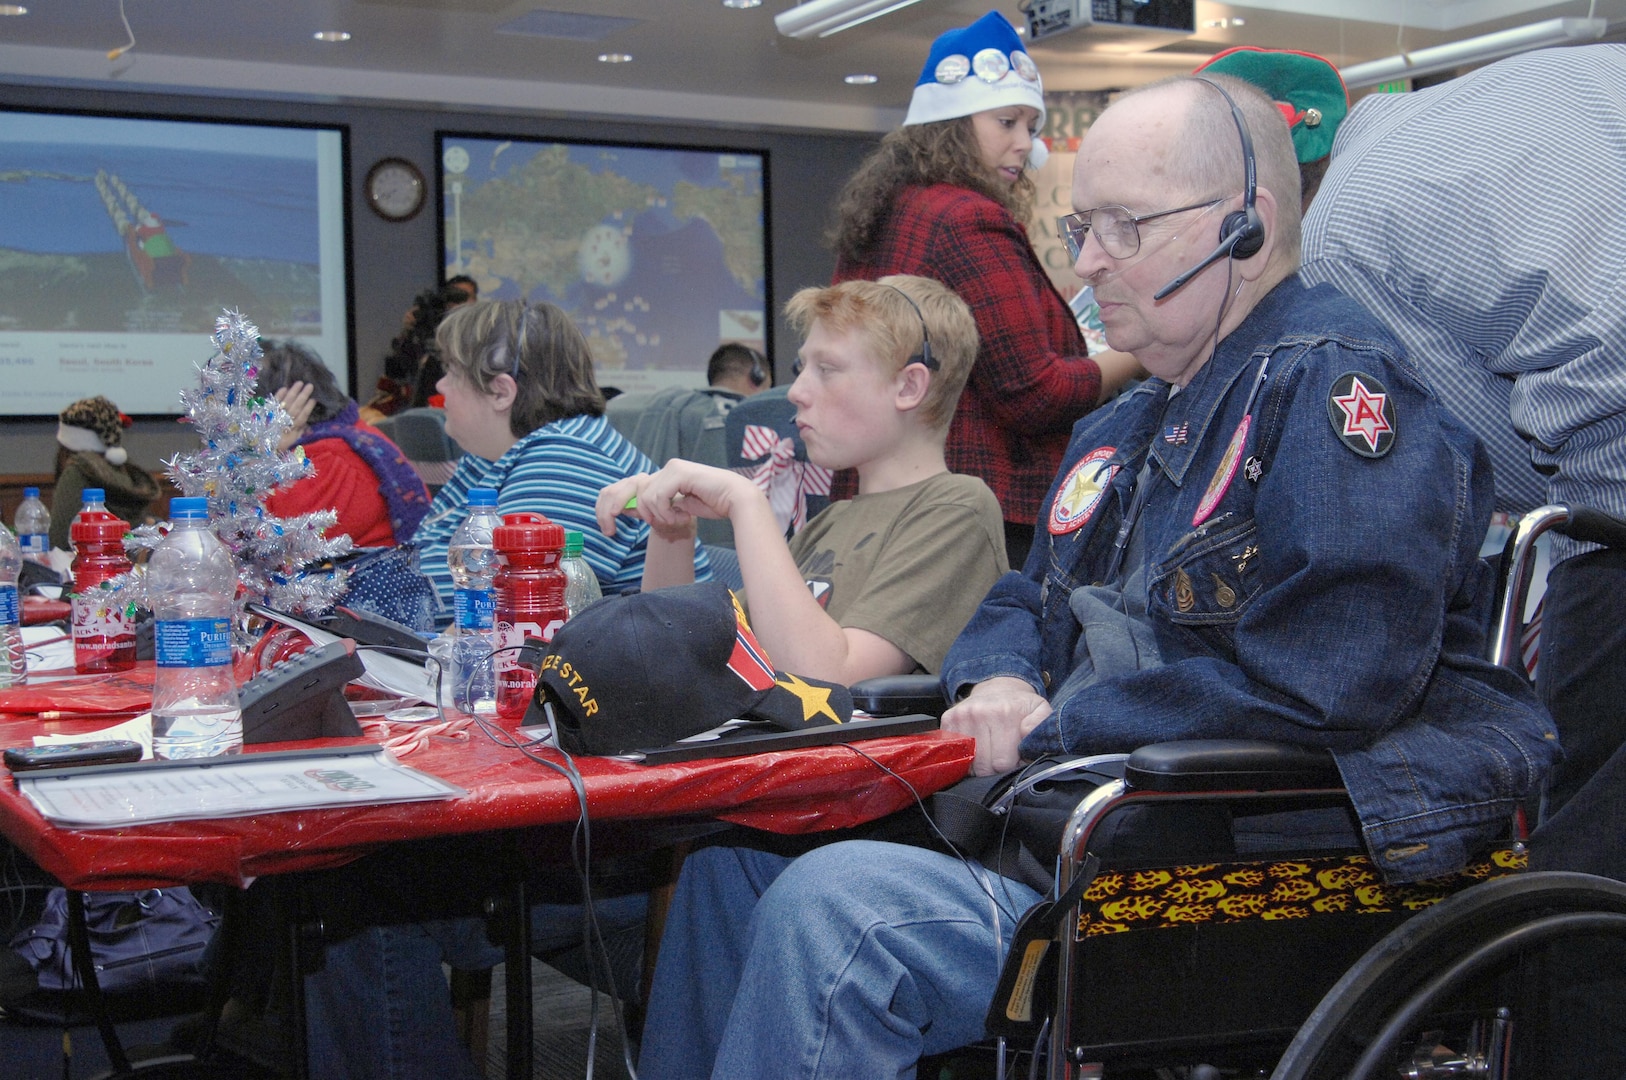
[1056,199,1224,262]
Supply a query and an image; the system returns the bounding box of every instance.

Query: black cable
[837,743,1031,923]
[454,643,638,1080]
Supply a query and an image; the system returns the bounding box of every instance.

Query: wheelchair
[858,503,1626,1080]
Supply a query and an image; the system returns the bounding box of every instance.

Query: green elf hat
[1195,47,1349,163]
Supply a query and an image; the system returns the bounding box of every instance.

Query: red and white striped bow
[736,423,832,534]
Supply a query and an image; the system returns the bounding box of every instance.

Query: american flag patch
[1163,422,1189,445]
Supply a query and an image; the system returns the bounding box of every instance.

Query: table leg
[286,902,316,1080]
[501,875,532,1080]
[65,888,134,1075]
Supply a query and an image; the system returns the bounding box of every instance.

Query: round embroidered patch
[1327,371,1396,458]
[1193,416,1250,527]
[1049,446,1119,535]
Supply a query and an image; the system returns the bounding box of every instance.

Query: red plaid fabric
[833,183,1104,525]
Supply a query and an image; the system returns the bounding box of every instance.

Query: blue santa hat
[904,11,1049,168]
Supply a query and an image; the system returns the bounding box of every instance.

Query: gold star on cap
[775,673,843,724]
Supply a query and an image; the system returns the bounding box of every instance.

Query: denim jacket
[943,278,1560,883]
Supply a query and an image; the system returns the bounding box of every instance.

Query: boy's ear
[894,361,931,414]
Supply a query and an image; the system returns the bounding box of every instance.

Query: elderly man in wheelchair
[632,71,1626,1080]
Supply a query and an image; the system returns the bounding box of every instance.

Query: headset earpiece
[879,283,939,372]
[1153,76,1266,300]
[1221,207,1264,260]
[747,348,767,387]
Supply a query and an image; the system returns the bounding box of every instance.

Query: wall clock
[364,157,427,222]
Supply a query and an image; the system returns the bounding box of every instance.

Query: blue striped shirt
[410,413,710,605]
[1300,45,1626,563]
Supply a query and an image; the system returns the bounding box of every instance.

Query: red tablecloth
[0,705,973,892]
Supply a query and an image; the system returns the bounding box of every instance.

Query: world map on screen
[441,137,766,395]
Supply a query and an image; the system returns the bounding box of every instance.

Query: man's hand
[273,382,316,453]
[941,676,1053,776]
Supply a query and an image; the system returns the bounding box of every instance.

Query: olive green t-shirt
[785,471,1008,674]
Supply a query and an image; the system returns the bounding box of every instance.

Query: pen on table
[36,710,148,722]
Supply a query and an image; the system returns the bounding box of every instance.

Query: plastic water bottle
[149,498,242,759]
[445,487,502,714]
[560,531,602,619]
[0,525,24,688]
[492,512,566,720]
[14,487,50,566]
[69,489,136,674]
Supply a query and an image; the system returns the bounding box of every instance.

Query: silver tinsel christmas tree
[126,310,354,615]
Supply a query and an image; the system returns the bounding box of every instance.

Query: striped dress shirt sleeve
[1299,44,1626,562]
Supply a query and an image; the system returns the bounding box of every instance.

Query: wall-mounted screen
[0,108,351,417]
[437,133,766,395]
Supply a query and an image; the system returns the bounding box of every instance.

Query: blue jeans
[639,841,1040,1080]
[303,894,650,1080]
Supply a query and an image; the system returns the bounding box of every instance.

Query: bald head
[1114,76,1303,274]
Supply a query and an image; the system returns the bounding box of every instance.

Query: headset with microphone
[745,347,768,387]
[880,283,939,371]
[1153,76,1265,302]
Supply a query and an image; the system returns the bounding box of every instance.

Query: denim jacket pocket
[1150,518,1263,627]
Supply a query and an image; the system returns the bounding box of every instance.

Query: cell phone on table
[4,740,144,772]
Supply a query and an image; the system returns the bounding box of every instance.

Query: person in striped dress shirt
[1298,46,1626,1073]
[410,298,711,604]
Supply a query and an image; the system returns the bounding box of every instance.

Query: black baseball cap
[534,582,854,756]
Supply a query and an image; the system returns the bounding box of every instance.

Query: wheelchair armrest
[1559,506,1626,550]
[1125,739,1342,793]
[848,674,947,719]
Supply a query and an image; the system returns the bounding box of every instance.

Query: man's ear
[895,361,931,414]
[1239,186,1281,282]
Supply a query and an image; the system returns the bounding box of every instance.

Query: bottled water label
[155,618,233,668]
[152,705,243,759]
[0,586,16,624]
[455,589,496,631]
[19,534,46,557]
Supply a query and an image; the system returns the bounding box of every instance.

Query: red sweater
[835,183,1102,526]
[264,436,397,547]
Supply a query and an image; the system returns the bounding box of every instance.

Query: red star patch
[1327,372,1397,458]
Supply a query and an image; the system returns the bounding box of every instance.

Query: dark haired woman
[254,340,430,547]
[830,10,1139,565]
[409,299,709,607]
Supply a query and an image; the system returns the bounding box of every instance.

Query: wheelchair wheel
[1271,870,1626,1080]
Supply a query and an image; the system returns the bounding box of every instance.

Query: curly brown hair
[829,117,1037,266]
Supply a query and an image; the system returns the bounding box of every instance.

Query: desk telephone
[241,639,366,744]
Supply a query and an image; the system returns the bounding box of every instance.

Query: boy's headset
[879,284,939,371]
[745,347,768,387]
[1153,76,1265,301]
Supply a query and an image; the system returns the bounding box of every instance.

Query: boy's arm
[596,472,699,591]
[598,460,912,684]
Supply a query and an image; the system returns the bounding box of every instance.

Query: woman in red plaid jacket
[829,12,1140,566]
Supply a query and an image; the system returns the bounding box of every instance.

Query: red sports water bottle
[492,512,567,720]
[69,489,137,674]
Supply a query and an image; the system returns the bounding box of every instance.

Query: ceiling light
[775,0,927,39]
[598,52,634,63]
[1340,16,1607,89]
[0,5,28,14]
[722,0,761,8]
[844,73,878,84]
[313,30,351,42]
